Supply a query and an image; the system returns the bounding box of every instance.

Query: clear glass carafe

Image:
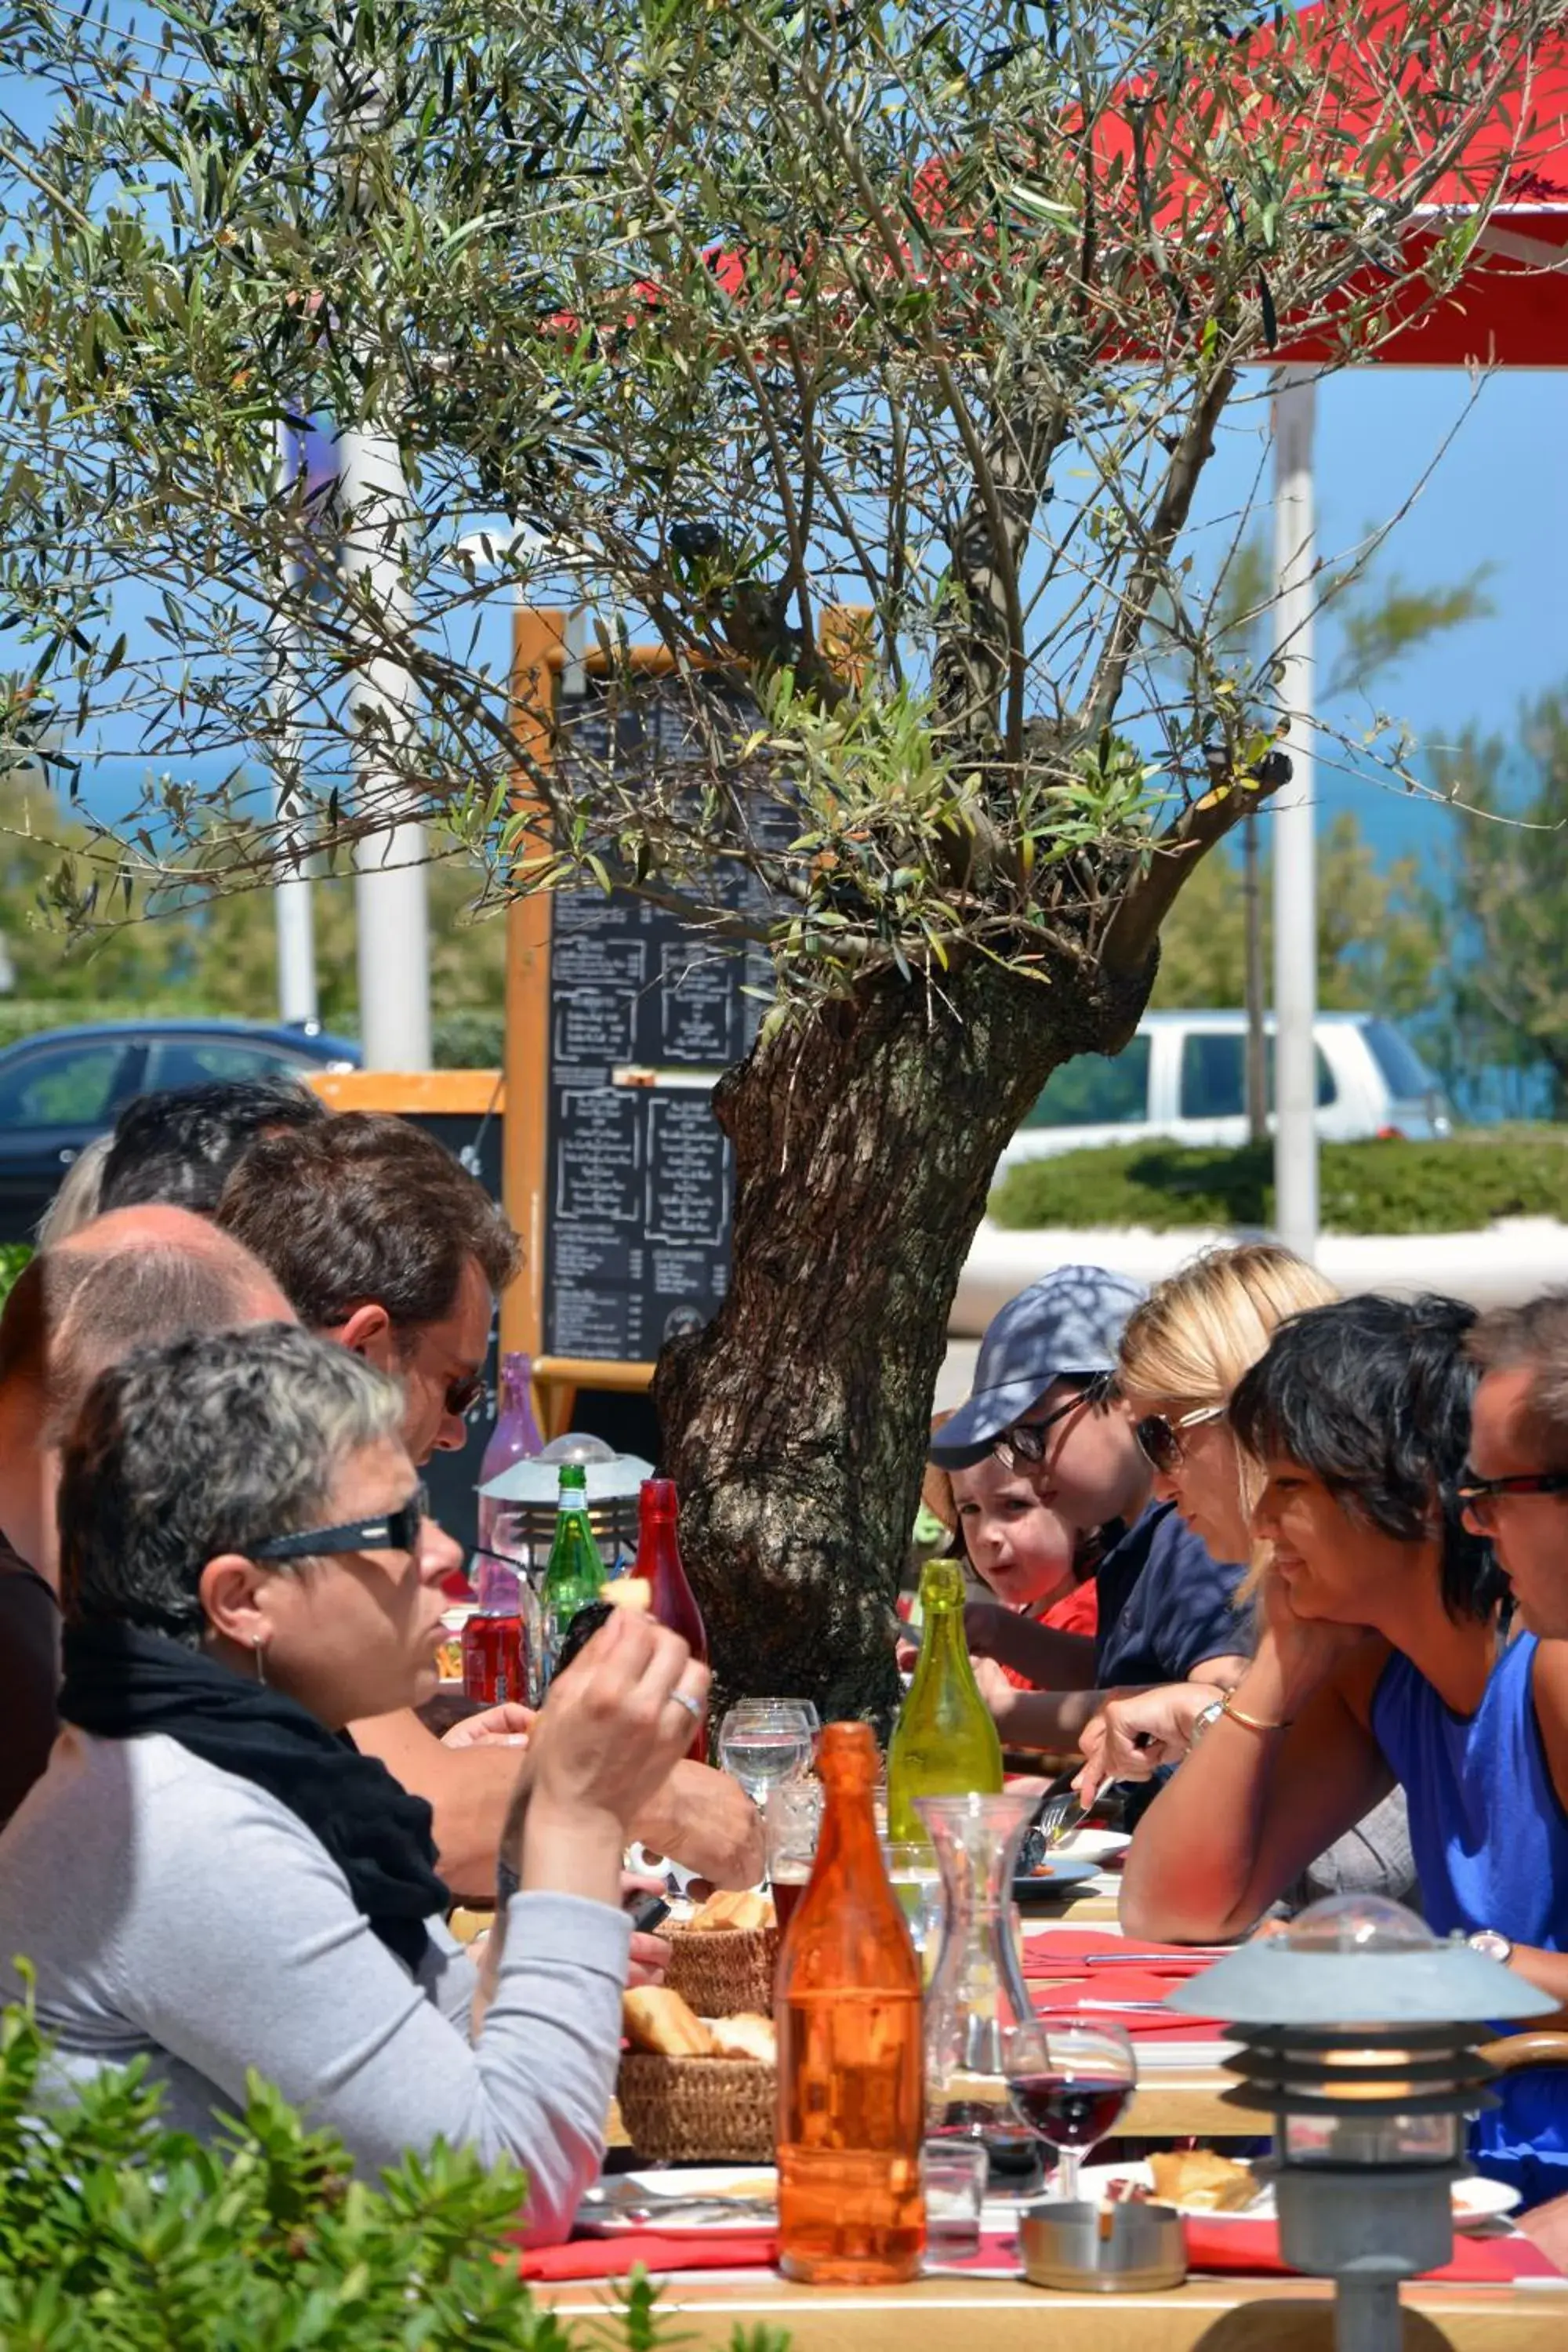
[916,1791,1045,2195]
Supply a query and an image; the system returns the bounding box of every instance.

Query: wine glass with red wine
[1004,2020,1136,2204]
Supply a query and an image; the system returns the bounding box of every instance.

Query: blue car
[0,1018,361,1240]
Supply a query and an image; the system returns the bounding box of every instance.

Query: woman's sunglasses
[1134,1405,1225,1475]
[250,1484,431,1562]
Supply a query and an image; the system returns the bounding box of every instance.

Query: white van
[995,1009,1454,1174]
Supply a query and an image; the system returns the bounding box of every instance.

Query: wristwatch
[1186,1697,1226,1753]
[1466,1927,1515,1965]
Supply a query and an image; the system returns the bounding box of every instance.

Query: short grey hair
[59,1323,406,1647]
[1468,1291,1568,1460]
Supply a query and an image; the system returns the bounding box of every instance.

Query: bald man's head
[0,1206,294,1430]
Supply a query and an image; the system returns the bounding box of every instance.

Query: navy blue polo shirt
[1093,1500,1252,1688]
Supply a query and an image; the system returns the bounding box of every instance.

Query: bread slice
[1148,2148,1258,2213]
[708,2013,777,2064]
[601,1578,652,1613]
[622,1985,715,2058]
[688,1889,774,1933]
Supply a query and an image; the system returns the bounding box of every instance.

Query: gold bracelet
[1220,1693,1294,1735]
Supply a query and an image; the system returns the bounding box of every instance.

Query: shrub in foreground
[0,1993,782,2352]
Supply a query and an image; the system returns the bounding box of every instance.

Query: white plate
[1077,2161,1520,2230]
[580,2165,779,2231]
[1054,1828,1131,1864]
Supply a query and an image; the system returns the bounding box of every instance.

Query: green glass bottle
[886,1557,1004,1842]
[541,1462,605,1682]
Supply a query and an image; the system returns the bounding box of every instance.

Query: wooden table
[535,2265,1566,2348]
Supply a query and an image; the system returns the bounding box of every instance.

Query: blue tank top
[1370,1632,1568,1947]
[1370,1631,1568,2207]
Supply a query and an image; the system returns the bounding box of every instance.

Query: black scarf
[59,1621,448,1972]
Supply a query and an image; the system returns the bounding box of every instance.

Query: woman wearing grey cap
[930,1265,1252,1753]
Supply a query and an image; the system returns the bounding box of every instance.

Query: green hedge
[989,1131,1568,1236]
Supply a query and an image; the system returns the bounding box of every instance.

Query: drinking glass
[719,1700,815,1806]
[767,1775,824,1936]
[922,2137,988,2260]
[1004,2020,1137,2204]
[880,1839,945,1969]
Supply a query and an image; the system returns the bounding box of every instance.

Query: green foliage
[0,0,1541,1004]
[0,782,506,1036]
[1429,691,1568,1109]
[989,1130,1568,1236]
[1152,810,1442,1018]
[0,1245,30,1308]
[0,1994,717,2352]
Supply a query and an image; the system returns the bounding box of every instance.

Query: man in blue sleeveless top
[1466,1294,1568,1643]
[1118,1293,1568,2209]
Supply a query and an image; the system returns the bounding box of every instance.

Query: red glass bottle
[775,1721,926,2284]
[634,1479,708,1759]
[461,1554,526,1705]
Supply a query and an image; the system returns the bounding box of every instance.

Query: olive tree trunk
[655,949,1151,1725]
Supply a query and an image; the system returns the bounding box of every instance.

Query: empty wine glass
[1004,2020,1137,2205]
[718,1699,815,1806]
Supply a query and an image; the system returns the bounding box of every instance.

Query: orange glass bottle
[775,1721,926,2284]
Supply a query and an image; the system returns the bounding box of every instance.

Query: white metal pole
[336,421,432,1070]
[270,418,319,1028]
[1271,364,1319,1263]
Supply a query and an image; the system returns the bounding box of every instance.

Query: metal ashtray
[1020,2199,1188,2293]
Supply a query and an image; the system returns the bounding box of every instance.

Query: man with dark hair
[1120,1293,1568,2209]
[215,1112,761,1894]
[0,1207,292,1824]
[1466,1293,1568,1641]
[216,1112,517,1468]
[98,1076,328,1218]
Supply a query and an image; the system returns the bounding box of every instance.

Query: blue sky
[1197,365,1567,863]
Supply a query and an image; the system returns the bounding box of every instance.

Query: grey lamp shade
[1164,1895,1554,2028]
[481,1448,655,1505]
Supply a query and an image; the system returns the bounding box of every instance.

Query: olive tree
[0,0,1555,1711]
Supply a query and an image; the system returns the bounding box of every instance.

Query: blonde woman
[1076,1243,1417,1912]
[1074,1243,1330,1796]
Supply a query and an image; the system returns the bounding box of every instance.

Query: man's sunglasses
[445,1373,486,1421]
[1454,1467,1568,1510]
[1135,1405,1226,1476]
[250,1483,430,1563]
[993,1373,1112,1468]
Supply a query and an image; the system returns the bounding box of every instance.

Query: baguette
[622,1985,715,2059]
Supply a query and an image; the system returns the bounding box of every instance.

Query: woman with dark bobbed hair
[0,1323,707,2241]
[1119,1291,1568,2208]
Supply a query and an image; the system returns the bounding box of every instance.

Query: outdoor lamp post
[1167,1894,1550,2352]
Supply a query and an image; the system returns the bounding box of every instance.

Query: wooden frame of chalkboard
[502,615,773,1432]
[499,606,869,1439]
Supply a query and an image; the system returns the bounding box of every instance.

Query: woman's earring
[252,1638,267,1688]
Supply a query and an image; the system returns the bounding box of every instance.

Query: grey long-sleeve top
[0,1727,630,2241]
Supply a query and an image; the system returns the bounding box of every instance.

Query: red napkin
[1183,2219,1562,2283]
[1022,1929,1221,1980]
[1032,1973,1227,2040]
[517,2230,779,2281]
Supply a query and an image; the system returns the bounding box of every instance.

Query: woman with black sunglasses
[0,1323,708,2243]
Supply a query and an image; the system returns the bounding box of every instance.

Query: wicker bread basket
[616,2054,777,2163]
[663,1924,779,2017]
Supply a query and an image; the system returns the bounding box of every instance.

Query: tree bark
[654,947,1153,1727]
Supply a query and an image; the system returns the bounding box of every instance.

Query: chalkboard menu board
[542,676,788,1363]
